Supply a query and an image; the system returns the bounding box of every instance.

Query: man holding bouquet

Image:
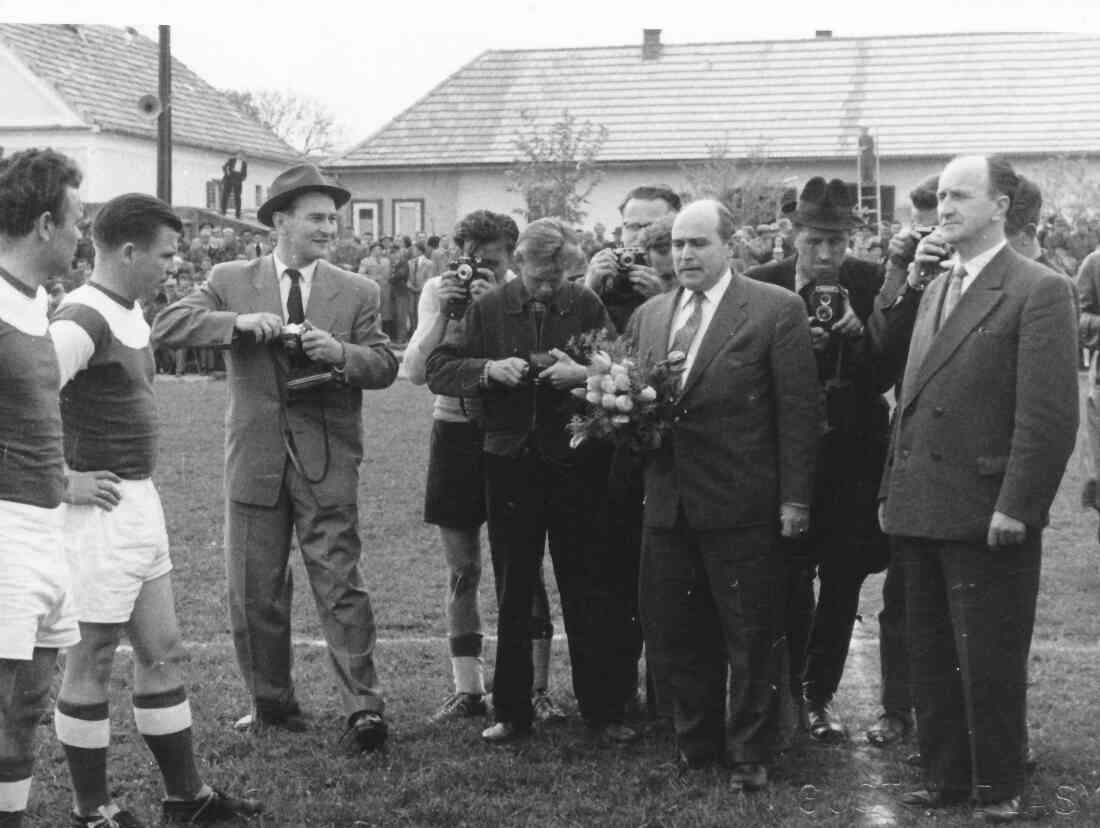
[627,199,819,791]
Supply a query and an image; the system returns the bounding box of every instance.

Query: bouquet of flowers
[567,331,686,452]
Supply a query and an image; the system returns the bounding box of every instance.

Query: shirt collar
[677,268,732,311]
[273,252,318,283]
[958,240,1007,280]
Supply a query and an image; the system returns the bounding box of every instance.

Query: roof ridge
[477,29,1092,57]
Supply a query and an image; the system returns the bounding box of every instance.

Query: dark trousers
[641,517,788,765]
[220,178,242,219]
[896,533,1039,803]
[878,548,911,713]
[226,461,383,719]
[484,451,632,729]
[605,452,647,710]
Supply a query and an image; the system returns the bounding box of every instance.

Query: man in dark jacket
[747,178,890,743]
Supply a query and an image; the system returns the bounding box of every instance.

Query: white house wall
[333,154,1100,237]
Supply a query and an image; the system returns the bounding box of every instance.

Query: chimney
[642,29,662,61]
[815,30,833,38]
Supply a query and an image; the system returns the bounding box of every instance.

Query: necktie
[938,264,966,329]
[286,268,305,324]
[669,292,705,357]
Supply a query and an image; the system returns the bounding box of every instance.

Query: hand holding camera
[234,312,284,343]
[531,348,585,390]
[486,356,528,387]
[282,322,345,366]
[442,257,493,320]
[911,230,953,288]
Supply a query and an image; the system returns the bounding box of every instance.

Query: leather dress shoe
[974,797,1022,823]
[806,700,848,742]
[866,711,912,747]
[343,711,388,753]
[233,704,308,733]
[729,762,768,792]
[900,789,969,808]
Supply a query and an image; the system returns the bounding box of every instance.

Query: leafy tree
[224,88,343,158]
[680,144,792,227]
[505,111,609,223]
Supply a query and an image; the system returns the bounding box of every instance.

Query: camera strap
[272,352,331,490]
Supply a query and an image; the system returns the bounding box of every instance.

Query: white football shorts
[62,477,173,624]
[0,499,80,659]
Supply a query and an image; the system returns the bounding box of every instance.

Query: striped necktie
[938,264,967,329]
[669,291,705,357]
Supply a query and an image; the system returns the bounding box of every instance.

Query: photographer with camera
[426,219,637,744]
[747,177,890,744]
[404,210,565,724]
[152,164,399,754]
[583,185,681,333]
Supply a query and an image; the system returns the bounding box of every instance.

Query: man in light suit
[628,199,819,791]
[152,164,399,752]
[880,155,1078,822]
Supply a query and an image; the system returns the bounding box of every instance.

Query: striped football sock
[132,688,202,800]
[54,699,110,815]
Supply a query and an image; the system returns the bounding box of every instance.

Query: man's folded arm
[151,273,237,349]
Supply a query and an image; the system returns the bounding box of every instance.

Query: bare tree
[505,111,609,224]
[680,144,792,227]
[224,88,343,158]
[1029,154,1100,225]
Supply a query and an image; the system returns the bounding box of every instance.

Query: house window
[351,200,383,242]
[392,199,424,239]
[205,180,221,211]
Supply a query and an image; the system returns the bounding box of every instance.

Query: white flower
[615,395,634,413]
[586,390,603,405]
[602,393,619,411]
[638,386,657,402]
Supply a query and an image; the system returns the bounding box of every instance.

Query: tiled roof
[0,24,298,163]
[331,32,1100,168]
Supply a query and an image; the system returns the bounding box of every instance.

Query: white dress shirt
[272,253,318,322]
[667,268,733,383]
[955,240,1006,296]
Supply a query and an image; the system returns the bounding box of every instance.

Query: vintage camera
[443,256,485,320]
[918,240,953,282]
[526,351,555,382]
[279,321,338,393]
[604,247,648,303]
[810,284,848,331]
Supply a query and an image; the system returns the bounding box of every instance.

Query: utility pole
[156,25,172,203]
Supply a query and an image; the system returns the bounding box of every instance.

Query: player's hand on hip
[65,470,122,511]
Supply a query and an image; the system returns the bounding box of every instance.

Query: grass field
[23,374,1100,826]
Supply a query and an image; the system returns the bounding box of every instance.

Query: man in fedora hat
[153,164,399,752]
[747,177,891,744]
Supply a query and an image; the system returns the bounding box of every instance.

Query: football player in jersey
[49,194,262,827]
[0,147,84,828]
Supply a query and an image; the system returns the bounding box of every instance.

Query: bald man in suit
[881,156,1078,822]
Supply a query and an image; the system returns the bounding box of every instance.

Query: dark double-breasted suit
[152,255,398,719]
[628,271,819,764]
[881,244,1078,803]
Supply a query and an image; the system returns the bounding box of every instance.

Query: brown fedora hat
[257,164,350,227]
[786,177,864,232]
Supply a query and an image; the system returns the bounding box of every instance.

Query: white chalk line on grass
[115,634,1100,654]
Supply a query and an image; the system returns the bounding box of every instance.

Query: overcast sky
[4,0,1100,152]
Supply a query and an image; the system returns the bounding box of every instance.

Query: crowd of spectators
[45,205,1100,378]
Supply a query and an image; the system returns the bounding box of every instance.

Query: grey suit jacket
[151,255,398,508]
[628,272,819,530]
[881,245,1078,539]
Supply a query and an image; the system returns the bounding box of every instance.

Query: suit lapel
[304,261,342,332]
[903,247,1011,409]
[679,275,748,400]
[251,255,282,316]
